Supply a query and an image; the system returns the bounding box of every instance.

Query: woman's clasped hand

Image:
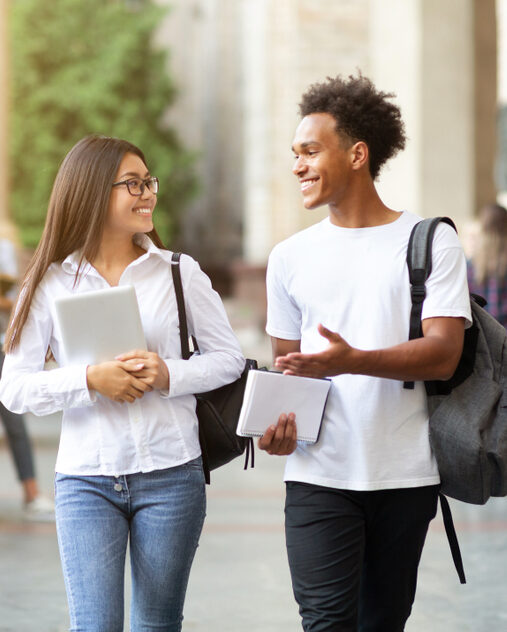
[86,349,170,403]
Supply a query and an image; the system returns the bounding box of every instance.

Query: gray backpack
[405,216,507,582]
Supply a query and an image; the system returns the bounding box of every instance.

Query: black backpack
[405,216,507,583]
[170,253,256,484]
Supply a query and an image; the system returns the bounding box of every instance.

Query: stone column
[241,0,272,265]
[368,0,423,217]
[474,0,497,211]
[369,0,497,229]
[420,0,475,227]
[241,0,371,264]
[155,0,245,292]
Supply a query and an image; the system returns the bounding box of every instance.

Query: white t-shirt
[266,211,472,491]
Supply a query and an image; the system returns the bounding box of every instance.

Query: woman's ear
[350,141,369,171]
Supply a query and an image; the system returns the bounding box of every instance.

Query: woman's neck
[91,235,145,286]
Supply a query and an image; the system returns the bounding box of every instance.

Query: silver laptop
[54,285,146,366]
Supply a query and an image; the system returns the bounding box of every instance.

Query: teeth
[134,208,151,215]
[301,179,318,191]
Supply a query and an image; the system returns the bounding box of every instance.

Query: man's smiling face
[291,112,355,211]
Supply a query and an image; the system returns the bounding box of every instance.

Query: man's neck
[327,179,400,228]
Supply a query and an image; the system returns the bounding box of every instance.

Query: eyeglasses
[112,176,159,196]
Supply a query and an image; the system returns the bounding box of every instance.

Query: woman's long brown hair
[4,135,165,352]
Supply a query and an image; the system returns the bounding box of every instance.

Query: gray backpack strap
[404,216,467,585]
[404,217,457,389]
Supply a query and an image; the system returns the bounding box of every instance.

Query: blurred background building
[0,0,505,316]
[159,0,499,309]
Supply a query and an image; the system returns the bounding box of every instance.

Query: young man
[258,74,471,631]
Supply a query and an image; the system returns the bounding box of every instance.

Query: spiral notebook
[236,370,331,443]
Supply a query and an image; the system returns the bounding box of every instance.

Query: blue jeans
[55,458,206,632]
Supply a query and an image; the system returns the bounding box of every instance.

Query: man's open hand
[274,323,355,378]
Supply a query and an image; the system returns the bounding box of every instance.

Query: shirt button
[114,483,123,492]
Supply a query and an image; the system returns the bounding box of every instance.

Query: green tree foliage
[9,0,195,247]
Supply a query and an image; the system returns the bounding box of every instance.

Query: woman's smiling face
[104,152,157,240]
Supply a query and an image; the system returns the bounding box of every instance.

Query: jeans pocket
[182,457,206,494]
[184,456,204,470]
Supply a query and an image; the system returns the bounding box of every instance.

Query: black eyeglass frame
[112,176,159,196]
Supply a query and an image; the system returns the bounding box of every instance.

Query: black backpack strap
[439,493,466,584]
[404,217,457,388]
[170,252,211,483]
[170,252,191,360]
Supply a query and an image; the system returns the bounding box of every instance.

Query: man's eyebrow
[291,141,321,152]
[118,170,150,179]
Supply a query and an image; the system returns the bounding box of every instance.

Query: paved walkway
[1,421,507,632]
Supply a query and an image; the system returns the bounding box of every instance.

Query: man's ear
[350,141,369,171]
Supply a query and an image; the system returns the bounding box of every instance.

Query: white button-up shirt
[0,235,245,475]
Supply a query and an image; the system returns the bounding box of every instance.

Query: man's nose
[292,156,307,175]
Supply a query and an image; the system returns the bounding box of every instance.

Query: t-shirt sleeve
[265,246,302,340]
[422,223,472,327]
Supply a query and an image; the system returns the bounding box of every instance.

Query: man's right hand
[258,413,297,455]
[86,360,153,404]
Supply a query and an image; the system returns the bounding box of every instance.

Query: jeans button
[114,483,123,492]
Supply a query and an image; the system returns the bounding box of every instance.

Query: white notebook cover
[236,370,331,443]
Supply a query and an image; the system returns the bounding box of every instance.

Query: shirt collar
[61,234,167,276]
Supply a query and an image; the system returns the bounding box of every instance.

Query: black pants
[285,482,439,632]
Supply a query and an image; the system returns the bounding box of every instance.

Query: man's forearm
[349,334,462,382]
[274,317,465,382]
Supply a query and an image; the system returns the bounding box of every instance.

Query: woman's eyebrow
[118,170,150,179]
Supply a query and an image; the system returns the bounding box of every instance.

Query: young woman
[0,135,245,631]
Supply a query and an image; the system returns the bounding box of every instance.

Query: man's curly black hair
[299,74,406,179]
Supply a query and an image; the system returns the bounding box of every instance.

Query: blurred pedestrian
[467,203,507,329]
[0,237,54,521]
[0,135,244,631]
